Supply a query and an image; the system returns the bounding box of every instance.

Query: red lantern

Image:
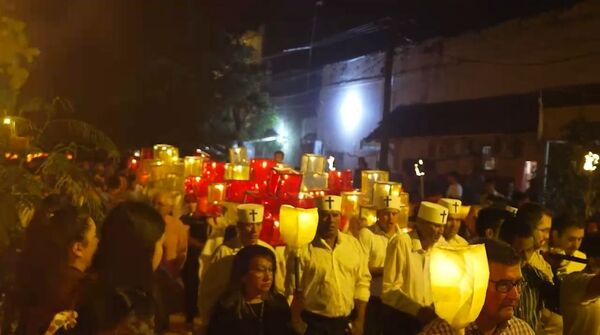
[275,171,303,200]
[227,180,252,203]
[202,161,225,183]
[251,159,276,183]
[328,169,353,195]
[141,147,153,159]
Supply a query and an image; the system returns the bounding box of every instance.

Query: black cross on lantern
[440,211,448,221]
[384,196,392,207]
[452,202,459,213]
[325,197,335,209]
[249,209,258,222]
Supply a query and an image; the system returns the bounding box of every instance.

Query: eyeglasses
[489,279,526,293]
[535,228,551,234]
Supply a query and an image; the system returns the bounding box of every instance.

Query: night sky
[9,0,579,151]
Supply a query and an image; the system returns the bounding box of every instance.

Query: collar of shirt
[409,231,447,253]
[369,223,398,238]
[466,320,510,334]
[313,233,344,251]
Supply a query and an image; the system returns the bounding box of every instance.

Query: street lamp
[414,159,425,200]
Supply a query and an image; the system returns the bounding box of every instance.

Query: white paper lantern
[431,244,489,331]
[279,205,319,249]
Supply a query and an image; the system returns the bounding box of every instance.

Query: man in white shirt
[358,193,402,335]
[438,198,469,247]
[550,214,587,275]
[381,201,448,335]
[560,234,600,335]
[198,204,284,332]
[288,195,371,335]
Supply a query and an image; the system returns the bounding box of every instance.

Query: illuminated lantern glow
[153,144,179,162]
[301,172,328,191]
[279,205,319,249]
[430,245,489,331]
[300,154,326,174]
[373,181,402,199]
[359,205,377,227]
[202,161,225,183]
[184,156,204,177]
[341,191,364,220]
[273,169,303,199]
[414,159,425,176]
[229,147,249,164]
[584,151,599,172]
[327,169,353,195]
[226,181,252,203]
[225,163,251,181]
[360,170,389,204]
[207,183,227,204]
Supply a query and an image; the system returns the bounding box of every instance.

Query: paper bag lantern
[207,183,227,204]
[301,172,328,191]
[275,171,303,199]
[229,147,248,164]
[153,144,179,163]
[225,163,250,181]
[202,161,225,183]
[361,170,389,203]
[373,181,402,199]
[184,156,204,177]
[300,154,326,173]
[431,245,489,330]
[226,181,252,203]
[359,205,377,227]
[341,191,363,219]
[279,205,319,249]
[328,169,353,195]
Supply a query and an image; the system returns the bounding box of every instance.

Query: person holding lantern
[287,195,371,335]
[438,198,469,247]
[198,204,284,332]
[419,238,534,334]
[358,193,402,335]
[381,201,448,335]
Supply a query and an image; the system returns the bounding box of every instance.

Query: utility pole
[378,19,395,170]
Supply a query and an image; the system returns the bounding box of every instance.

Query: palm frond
[38,119,119,159]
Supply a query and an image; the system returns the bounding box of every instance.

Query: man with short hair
[153,191,189,276]
[381,201,448,334]
[515,203,560,334]
[274,150,285,164]
[359,193,402,335]
[475,207,510,240]
[499,219,556,331]
[288,195,371,335]
[438,198,469,246]
[551,214,587,275]
[445,172,463,200]
[560,234,600,335]
[420,238,534,334]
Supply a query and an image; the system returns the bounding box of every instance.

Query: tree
[0,6,39,114]
[199,32,274,146]
[546,118,600,219]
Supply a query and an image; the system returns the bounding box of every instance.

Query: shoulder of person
[507,316,535,334]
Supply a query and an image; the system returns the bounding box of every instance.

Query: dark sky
[8,0,579,150]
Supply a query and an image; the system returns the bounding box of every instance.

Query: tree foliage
[200,33,273,145]
[546,118,600,219]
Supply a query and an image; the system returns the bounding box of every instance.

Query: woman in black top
[207,245,295,335]
[67,201,166,334]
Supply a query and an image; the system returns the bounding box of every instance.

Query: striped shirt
[516,264,553,330]
[419,317,534,335]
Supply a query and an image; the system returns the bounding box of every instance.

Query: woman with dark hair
[68,201,165,334]
[16,205,98,335]
[207,245,294,335]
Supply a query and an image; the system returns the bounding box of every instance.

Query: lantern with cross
[430,244,489,331]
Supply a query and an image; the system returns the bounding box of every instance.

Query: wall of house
[315,1,600,173]
[391,0,600,106]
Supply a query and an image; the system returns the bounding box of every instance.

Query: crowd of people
[7,155,600,335]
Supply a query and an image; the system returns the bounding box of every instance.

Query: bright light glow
[584,151,599,172]
[339,90,363,133]
[327,156,336,171]
[414,159,425,176]
[133,150,141,157]
[275,120,288,144]
[2,117,11,125]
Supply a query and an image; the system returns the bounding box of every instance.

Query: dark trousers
[381,303,421,335]
[365,296,383,335]
[182,249,200,323]
[302,310,351,335]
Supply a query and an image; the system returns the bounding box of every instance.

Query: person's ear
[72,242,85,258]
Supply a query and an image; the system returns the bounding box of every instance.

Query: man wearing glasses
[420,238,534,334]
